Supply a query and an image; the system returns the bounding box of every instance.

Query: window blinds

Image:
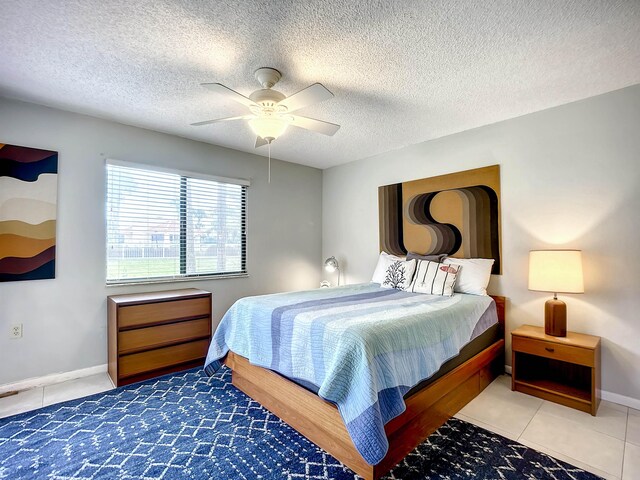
[106,160,247,284]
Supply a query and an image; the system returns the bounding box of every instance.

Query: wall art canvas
[379,165,501,273]
[0,143,58,282]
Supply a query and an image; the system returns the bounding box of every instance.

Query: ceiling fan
[191,67,340,149]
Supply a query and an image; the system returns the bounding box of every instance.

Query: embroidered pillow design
[383,261,407,289]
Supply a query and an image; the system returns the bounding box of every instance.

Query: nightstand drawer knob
[545,347,555,352]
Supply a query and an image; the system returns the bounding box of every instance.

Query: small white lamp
[324,256,340,286]
[528,250,584,337]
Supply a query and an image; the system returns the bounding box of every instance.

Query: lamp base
[545,298,567,337]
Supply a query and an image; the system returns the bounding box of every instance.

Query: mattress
[405,322,501,397]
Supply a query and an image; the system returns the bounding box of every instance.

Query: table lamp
[528,250,584,337]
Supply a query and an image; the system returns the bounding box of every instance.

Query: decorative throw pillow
[406,252,448,263]
[443,258,495,296]
[371,252,402,283]
[371,252,416,290]
[410,260,460,296]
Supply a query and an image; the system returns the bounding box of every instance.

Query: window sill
[106,272,249,287]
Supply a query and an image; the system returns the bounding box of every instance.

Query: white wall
[323,85,640,404]
[0,97,322,385]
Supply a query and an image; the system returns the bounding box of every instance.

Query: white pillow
[410,260,460,296]
[372,252,416,290]
[371,252,402,282]
[443,258,494,296]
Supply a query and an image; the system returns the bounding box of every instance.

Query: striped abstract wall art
[379,165,501,274]
[0,143,58,282]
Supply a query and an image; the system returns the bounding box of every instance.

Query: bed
[205,284,505,480]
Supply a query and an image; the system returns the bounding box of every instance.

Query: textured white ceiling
[1,1,639,169]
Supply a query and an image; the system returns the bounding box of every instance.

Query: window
[106,160,248,284]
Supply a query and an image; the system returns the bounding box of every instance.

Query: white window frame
[105,159,249,285]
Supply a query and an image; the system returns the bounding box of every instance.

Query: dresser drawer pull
[545,347,555,352]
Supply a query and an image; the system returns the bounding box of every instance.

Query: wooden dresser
[108,288,212,387]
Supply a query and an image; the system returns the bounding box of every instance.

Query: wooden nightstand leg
[511,349,516,391]
[591,367,597,416]
[592,345,601,416]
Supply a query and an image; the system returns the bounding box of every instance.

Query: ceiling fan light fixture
[192,68,340,149]
[248,116,288,141]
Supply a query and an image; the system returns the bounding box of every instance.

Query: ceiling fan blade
[201,83,258,108]
[255,136,269,148]
[288,115,340,136]
[278,83,334,112]
[191,115,253,126]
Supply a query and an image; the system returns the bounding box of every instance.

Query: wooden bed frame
[223,296,505,480]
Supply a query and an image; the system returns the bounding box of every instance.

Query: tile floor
[0,373,114,418]
[0,373,638,479]
[456,375,639,480]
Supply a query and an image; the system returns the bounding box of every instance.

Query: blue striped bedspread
[204,283,497,465]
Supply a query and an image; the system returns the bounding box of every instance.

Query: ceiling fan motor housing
[249,86,288,122]
[249,88,286,108]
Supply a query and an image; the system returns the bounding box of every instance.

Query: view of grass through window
[106,162,247,283]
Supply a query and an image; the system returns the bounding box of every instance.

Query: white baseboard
[503,364,639,410]
[602,390,640,411]
[0,364,108,395]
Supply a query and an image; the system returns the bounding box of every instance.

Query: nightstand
[511,325,600,415]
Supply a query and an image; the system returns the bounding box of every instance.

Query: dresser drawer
[119,339,209,378]
[118,297,210,329]
[118,318,211,354]
[512,336,594,367]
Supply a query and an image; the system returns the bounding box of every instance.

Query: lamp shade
[324,256,339,272]
[528,250,584,294]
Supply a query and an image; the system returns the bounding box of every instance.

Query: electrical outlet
[10,324,22,339]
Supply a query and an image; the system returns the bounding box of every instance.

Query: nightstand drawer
[512,336,594,367]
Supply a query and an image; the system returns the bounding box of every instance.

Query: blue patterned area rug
[0,367,600,480]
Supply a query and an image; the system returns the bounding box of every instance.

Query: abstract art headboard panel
[379,165,501,274]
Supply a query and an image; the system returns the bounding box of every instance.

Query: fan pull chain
[268,142,271,184]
